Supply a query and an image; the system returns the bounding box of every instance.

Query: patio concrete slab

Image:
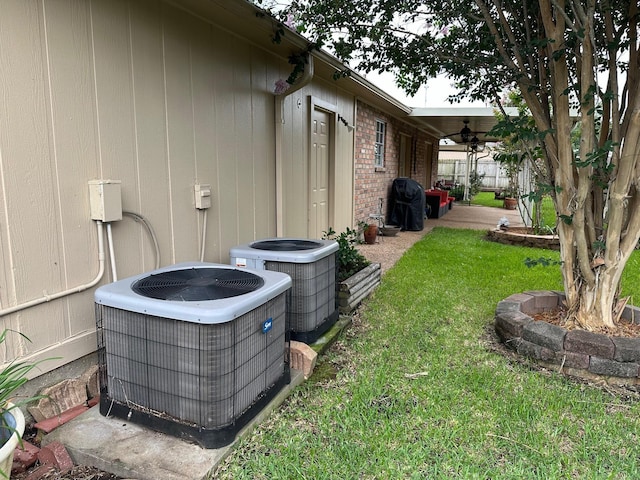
[43,368,305,480]
[427,203,524,230]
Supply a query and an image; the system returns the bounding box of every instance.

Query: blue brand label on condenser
[262,318,273,334]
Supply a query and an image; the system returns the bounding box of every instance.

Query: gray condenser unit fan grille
[131,268,264,300]
[251,239,322,251]
[94,263,291,448]
[230,238,339,344]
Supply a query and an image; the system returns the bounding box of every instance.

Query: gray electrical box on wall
[88,180,122,222]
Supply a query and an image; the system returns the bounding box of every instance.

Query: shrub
[323,227,371,282]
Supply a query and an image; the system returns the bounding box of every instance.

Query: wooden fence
[437,158,510,190]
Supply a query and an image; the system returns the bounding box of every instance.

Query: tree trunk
[559,223,633,331]
[573,282,617,331]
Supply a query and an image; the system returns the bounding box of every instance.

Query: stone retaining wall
[487,229,560,250]
[495,290,640,387]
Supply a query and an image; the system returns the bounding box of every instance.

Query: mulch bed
[532,306,640,338]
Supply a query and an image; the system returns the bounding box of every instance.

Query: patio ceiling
[408,107,519,145]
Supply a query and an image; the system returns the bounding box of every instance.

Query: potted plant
[495,151,524,210]
[0,330,50,478]
[363,223,378,244]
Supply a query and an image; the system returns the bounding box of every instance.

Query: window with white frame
[374,119,386,167]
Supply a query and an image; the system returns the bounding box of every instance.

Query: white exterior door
[310,109,331,238]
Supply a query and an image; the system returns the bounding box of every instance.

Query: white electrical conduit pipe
[200,209,208,262]
[123,211,160,269]
[106,222,117,282]
[0,221,106,317]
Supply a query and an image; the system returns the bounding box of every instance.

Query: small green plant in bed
[323,227,370,282]
[0,330,55,478]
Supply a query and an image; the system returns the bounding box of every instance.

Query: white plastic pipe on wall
[200,209,208,262]
[0,221,106,317]
[106,222,117,282]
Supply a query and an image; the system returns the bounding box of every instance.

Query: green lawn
[472,191,557,229]
[214,228,640,479]
[470,190,504,208]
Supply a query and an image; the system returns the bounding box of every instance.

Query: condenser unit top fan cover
[251,239,321,251]
[95,262,291,324]
[231,238,338,265]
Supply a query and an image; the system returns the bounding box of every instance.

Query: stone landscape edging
[487,229,560,250]
[495,290,640,387]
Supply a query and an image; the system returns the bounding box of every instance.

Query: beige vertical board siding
[212,27,240,255]
[333,96,355,232]
[190,15,218,261]
[163,5,201,264]
[250,52,277,242]
[233,41,256,244]
[0,0,362,374]
[0,1,67,358]
[281,87,310,238]
[41,0,100,344]
[127,0,172,271]
[91,0,144,280]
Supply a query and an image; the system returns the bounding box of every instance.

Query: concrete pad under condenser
[43,368,305,480]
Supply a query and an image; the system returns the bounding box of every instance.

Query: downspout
[274,54,314,237]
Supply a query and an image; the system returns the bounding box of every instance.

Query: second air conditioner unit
[230,238,338,344]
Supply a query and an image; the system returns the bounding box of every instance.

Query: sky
[257,0,489,109]
[364,71,488,109]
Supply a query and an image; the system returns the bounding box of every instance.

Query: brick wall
[354,101,438,225]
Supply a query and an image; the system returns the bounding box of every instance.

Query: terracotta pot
[363,224,378,244]
[503,197,517,210]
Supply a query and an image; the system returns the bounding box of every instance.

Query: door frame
[308,96,337,237]
[398,133,413,178]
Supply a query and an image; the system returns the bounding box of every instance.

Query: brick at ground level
[37,441,73,473]
[12,440,39,474]
[555,350,590,370]
[289,341,318,379]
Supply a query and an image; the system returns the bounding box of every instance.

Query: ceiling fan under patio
[443,120,487,150]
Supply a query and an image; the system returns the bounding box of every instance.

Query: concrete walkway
[426,202,524,231]
[358,203,524,273]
